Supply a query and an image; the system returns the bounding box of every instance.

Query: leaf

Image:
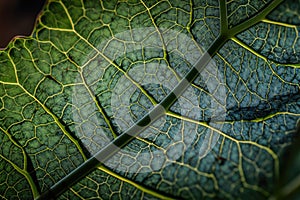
[271,126,300,200]
[0,0,299,199]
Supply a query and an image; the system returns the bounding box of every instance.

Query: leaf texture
[0,0,299,200]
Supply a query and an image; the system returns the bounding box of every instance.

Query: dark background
[0,0,46,48]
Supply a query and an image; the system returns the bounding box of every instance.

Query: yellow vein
[135,136,164,150]
[38,2,121,139]
[231,37,268,62]
[98,165,176,200]
[170,159,219,189]
[0,148,40,198]
[140,0,183,83]
[58,1,158,107]
[69,188,85,200]
[51,2,161,140]
[232,37,300,86]
[17,84,87,161]
[186,0,193,32]
[79,71,118,138]
[216,51,270,102]
[0,81,19,85]
[236,141,247,190]
[6,51,19,84]
[262,19,298,29]
[166,111,279,170]
[231,111,300,123]
[34,25,74,33]
[0,127,27,169]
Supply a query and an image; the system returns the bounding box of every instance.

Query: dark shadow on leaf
[226,92,300,121]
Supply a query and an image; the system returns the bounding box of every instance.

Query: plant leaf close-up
[0,0,299,199]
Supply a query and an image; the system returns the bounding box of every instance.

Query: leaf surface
[0,0,299,199]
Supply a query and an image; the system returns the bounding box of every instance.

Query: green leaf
[0,0,299,199]
[271,126,300,200]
